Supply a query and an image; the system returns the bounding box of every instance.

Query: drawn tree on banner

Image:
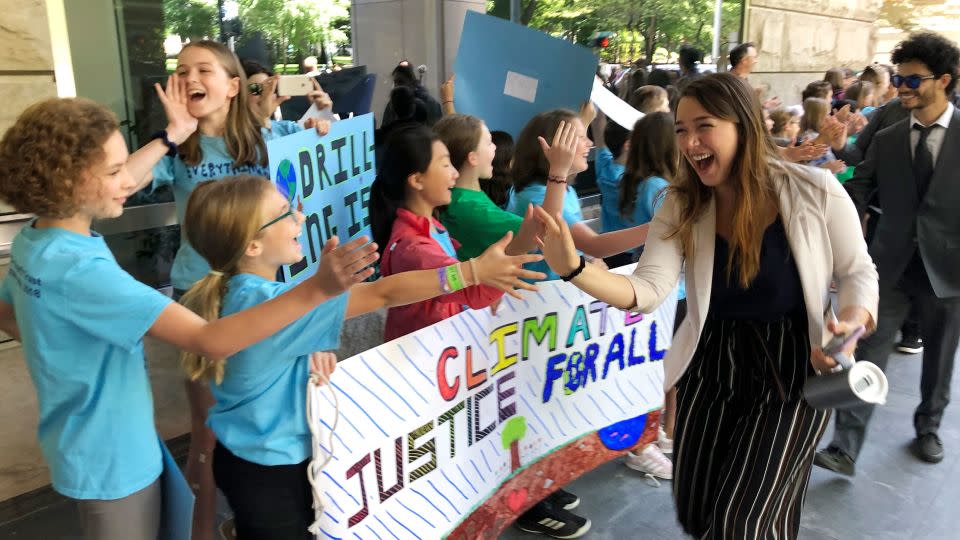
[501,416,527,471]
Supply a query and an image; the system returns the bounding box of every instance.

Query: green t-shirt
[441,187,523,260]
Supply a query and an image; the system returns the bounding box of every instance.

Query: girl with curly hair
[0,97,380,539]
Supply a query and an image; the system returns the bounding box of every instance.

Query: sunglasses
[891,74,936,90]
[259,209,297,231]
[247,82,264,96]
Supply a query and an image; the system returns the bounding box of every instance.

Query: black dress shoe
[813,446,855,476]
[912,433,944,463]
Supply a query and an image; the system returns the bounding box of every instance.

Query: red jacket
[381,209,502,341]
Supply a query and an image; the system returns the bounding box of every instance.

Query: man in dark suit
[816,32,960,474]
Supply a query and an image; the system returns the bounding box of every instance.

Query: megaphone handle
[834,352,855,370]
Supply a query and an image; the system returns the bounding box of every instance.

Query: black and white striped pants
[673,315,830,540]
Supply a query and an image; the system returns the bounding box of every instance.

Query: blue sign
[453,11,598,137]
[267,113,376,284]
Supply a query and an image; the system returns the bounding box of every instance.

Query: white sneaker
[625,444,673,479]
[658,428,673,455]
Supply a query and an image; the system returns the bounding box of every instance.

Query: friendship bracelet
[446,263,466,292]
[547,175,568,184]
[468,258,480,287]
[437,267,451,293]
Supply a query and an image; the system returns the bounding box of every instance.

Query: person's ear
[227,76,240,99]
[407,172,424,191]
[245,238,263,258]
[467,151,479,168]
[937,73,952,93]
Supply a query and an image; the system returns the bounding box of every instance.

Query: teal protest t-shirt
[208,273,348,465]
[0,222,171,499]
[507,183,584,281]
[152,126,300,290]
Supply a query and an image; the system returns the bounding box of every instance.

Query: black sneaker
[896,336,923,354]
[548,488,580,510]
[813,446,855,476]
[912,433,944,463]
[515,500,591,539]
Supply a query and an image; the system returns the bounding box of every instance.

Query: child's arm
[346,232,545,319]
[570,221,650,259]
[128,74,199,193]
[538,121,579,219]
[592,110,607,150]
[441,75,456,116]
[0,301,20,342]
[149,236,377,359]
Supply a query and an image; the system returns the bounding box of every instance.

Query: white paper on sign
[297,104,339,129]
[503,71,539,103]
[591,78,644,130]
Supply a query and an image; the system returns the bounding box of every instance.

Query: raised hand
[253,76,290,124]
[579,100,597,127]
[154,74,198,144]
[763,96,782,109]
[820,159,847,174]
[532,206,580,277]
[309,351,338,384]
[307,78,333,111]
[537,120,578,178]
[304,118,332,136]
[441,74,455,105]
[473,231,546,299]
[819,114,848,150]
[506,203,542,255]
[311,236,379,298]
[782,140,829,163]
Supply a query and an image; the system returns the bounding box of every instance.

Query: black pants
[213,443,314,540]
[673,315,829,539]
[831,259,960,459]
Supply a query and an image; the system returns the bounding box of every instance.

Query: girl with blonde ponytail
[179,175,543,538]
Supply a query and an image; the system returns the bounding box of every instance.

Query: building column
[351,0,486,125]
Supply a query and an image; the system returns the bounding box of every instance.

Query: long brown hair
[177,41,268,168]
[179,175,273,383]
[668,73,781,288]
[619,112,678,218]
[511,109,577,191]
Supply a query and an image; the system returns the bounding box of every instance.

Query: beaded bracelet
[468,258,480,286]
[547,174,567,184]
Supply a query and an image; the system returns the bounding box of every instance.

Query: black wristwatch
[560,255,587,282]
[150,130,178,157]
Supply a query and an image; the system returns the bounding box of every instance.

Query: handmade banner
[267,114,376,284]
[310,270,677,539]
[452,11,597,137]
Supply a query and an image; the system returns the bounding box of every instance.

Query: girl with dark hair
[487,130,515,208]
[369,125,544,341]
[533,73,878,539]
[381,61,443,126]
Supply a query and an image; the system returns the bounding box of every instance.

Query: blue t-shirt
[0,223,171,499]
[596,148,629,233]
[507,184,584,281]
[208,273,349,465]
[630,176,670,228]
[152,126,300,290]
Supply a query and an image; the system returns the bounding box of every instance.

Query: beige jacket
[626,161,880,390]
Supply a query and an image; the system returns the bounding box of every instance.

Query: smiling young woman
[533,73,879,539]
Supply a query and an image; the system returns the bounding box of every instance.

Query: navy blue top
[710,217,804,320]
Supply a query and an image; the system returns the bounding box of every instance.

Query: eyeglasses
[259,209,297,231]
[891,74,936,89]
[247,82,264,96]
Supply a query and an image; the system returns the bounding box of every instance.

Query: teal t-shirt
[630,176,669,227]
[430,224,458,259]
[596,148,629,233]
[0,222,171,499]
[208,273,348,465]
[507,183,584,281]
[152,126,300,290]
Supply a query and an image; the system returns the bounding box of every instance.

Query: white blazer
[626,161,880,390]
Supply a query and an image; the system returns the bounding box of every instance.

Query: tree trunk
[510,442,521,471]
[521,0,538,25]
[644,15,657,61]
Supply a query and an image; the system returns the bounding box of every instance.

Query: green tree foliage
[488,0,744,64]
[239,0,350,65]
[162,0,219,41]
